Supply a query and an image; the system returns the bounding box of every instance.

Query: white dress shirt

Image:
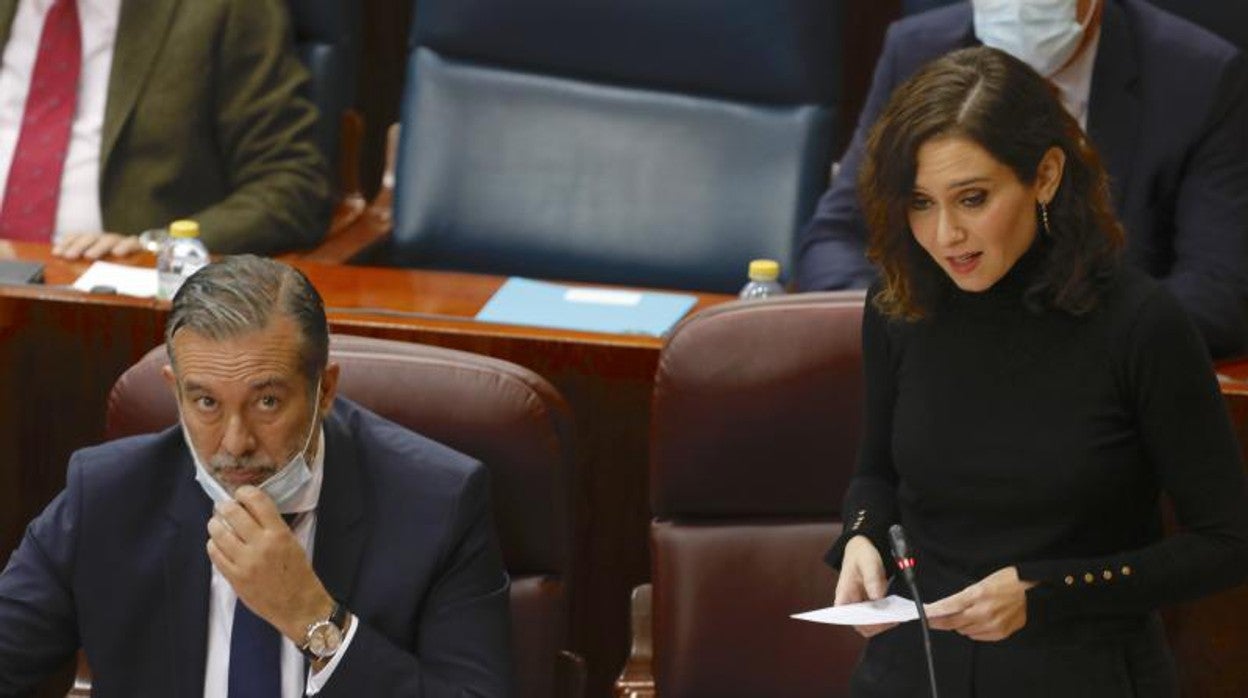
[1049,24,1102,131]
[202,430,359,697]
[0,0,116,240]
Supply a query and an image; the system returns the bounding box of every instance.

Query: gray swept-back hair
[165,255,329,386]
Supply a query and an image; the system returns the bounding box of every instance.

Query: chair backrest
[390,0,842,293]
[106,335,574,698]
[901,0,1248,50]
[289,0,361,166]
[648,292,867,697]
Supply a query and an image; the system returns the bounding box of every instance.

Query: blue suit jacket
[0,399,513,697]
[796,0,1248,358]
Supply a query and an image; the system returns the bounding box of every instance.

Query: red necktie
[0,0,82,241]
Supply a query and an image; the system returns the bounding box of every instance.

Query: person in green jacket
[0,0,329,258]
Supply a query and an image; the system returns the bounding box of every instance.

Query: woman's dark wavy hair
[860,46,1123,319]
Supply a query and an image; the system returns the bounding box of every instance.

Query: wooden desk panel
[0,242,729,698]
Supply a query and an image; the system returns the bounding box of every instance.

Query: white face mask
[972,0,1094,77]
[179,379,322,511]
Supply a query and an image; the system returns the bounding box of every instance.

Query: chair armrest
[556,649,588,698]
[287,205,391,265]
[614,584,655,698]
[368,121,401,228]
[1217,357,1248,395]
[328,109,368,236]
[282,122,399,265]
[64,650,91,697]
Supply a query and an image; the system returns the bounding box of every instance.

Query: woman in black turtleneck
[824,46,1248,697]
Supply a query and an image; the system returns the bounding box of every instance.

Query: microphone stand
[889,524,938,698]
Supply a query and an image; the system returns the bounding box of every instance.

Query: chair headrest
[651,292,867,518]
[411,0,843,105]
[107,334,573,574]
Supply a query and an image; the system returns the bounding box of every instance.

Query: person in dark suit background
[796,0,1248,358]
[0,256,513,696]
[0,0,329,258]
[826,45,1248,696]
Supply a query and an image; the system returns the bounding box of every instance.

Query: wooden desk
[0,242,731,697]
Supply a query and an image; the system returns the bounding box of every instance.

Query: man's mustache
[207,454,279,477]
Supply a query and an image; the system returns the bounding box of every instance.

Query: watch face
[306,620,343,658]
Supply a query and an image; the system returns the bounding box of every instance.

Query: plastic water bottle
[738,259,785,300]
[157,219,209,300]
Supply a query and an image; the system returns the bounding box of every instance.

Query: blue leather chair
[289,0,361,171]
[389,0,843,293]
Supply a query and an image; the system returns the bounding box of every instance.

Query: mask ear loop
[1077,0,1099,32]
[298,376,324,459]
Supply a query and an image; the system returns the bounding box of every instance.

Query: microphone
[889,524,939,698]
[889,524,917,582]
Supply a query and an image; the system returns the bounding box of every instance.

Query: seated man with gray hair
[0,256,513,696]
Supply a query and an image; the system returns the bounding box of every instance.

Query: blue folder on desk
[476,277,697,337]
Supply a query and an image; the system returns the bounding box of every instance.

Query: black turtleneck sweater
[830,250,1248,628]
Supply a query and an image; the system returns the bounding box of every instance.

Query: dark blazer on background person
[0,0,330,254]
[796,0,1248,358]
[0,398,513,697]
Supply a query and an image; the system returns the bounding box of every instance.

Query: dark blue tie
[227,601,282,697]
[228,513,301,697]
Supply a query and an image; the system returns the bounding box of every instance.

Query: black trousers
[849,612,1177,697]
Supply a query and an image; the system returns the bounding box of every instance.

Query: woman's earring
[1038,201,1052,237]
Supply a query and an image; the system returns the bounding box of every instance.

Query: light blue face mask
[973,0,1094,77]
[180,379,322,511]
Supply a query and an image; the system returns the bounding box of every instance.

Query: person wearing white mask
[973,0,1102,76]
[796,0,1248,360]
[0,256,513,696]
[973,0,1104,126]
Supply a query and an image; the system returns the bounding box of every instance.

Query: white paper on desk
[72,261,158,298]
[792,596,948,625]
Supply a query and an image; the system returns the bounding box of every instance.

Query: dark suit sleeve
[825,295,902,571]
[1162,52,1248,359]
[192,0,331,254]
[320,465,513,697]
[0,457,84,692]
[794,24,903,292]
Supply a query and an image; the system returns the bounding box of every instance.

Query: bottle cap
[168,220,200,239]
[748,259,780,281]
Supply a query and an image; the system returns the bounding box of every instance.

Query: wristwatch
[300,601,348,661]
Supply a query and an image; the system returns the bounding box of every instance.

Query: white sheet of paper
[72,261,158,298]
[792,596,948,625]
[563,288,643,306]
